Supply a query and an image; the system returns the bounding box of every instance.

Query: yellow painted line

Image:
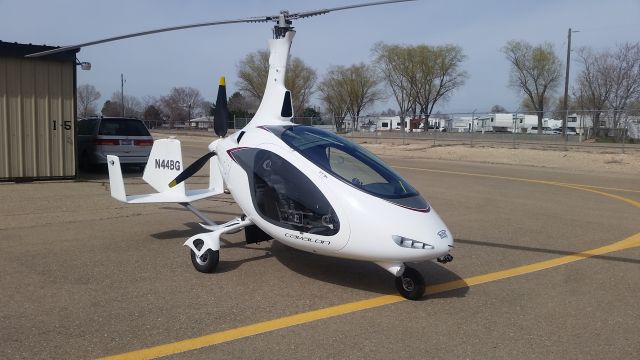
[561,185,640,209]
[396,166,640,198]
[98,295,405,360]
[426,232,640,294]
[100,231,640,360]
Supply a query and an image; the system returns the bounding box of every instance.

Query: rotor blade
[292,0,416,19]
[169,151,216,188]
[26,16,271,58]
[26,0,417,58]
[213,76,229,137]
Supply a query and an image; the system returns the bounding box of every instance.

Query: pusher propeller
[213,76,229,137]
[168,151,216,188]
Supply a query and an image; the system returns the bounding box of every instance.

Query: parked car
[77,117,153,170]
[551,127,579,135]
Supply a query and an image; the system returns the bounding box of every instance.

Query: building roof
[0,40,78,62]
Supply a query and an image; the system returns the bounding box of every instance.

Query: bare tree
[109,92,143,118]
[503,40,563,133]
[286,57,318,116]
[608,42,640,128]
[490,104,507,113]
[551,95,574,120]
[374,43,467,130]
[379,108,398,116]
[101,100,120,117]
[519,95,551,114]
[318,67,349,132]
[140,96,165,127]
[338,63,384,131]
[574,47,616,134]
[159,87,204,128]
[236,50,317,116]
[200,100,214,117]
[236,50,270,101]
[143,104,163,122]
[227,91,256,118]
[628,99,640,116]
[373,43,417,131]
[77,84,101,118]
[414,44,468,123]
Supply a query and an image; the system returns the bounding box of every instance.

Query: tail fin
[142,138,186,194]
[107,155,127,202]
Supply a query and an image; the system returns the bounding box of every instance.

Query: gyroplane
[29,0,454,300]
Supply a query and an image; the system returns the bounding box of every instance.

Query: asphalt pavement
[0,135,638,359]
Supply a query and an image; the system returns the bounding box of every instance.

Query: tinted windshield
[273,126,419,199]
[99,119,150,136]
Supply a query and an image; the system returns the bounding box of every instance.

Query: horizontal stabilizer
[106,153,223,204]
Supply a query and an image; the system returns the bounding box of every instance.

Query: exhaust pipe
[437,254,453,264]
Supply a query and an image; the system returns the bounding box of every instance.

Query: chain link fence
[148,110,640,154]
[325,110,639,153]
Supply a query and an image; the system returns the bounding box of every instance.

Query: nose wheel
[395,266,425,300]
[189,238,219,273]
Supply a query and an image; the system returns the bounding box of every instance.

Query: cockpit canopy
[268,125,429,212]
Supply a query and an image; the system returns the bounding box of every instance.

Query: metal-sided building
[0,41,78,181]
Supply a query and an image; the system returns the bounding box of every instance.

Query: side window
[232,148,339,236]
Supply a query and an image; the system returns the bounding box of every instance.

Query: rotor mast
[248,27,296,127]
[273,11,294,39]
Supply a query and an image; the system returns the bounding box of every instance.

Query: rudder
[143,138,186,194]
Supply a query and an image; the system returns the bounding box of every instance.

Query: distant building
[189,116,214,129]
[365,116,423,131]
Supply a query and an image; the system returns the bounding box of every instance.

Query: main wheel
[395,266,425,300]
[189,238,219,273]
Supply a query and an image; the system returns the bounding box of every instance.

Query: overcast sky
[1,0,638,114]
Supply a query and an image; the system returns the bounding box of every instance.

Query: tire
[189,238,219,273]
[395,266,425,300]
[79,152,92,172]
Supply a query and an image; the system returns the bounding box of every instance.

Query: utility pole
[470,109,476,147]
[121,73,125,117]
[562,28,578,138]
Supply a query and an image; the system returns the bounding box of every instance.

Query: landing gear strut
[183,216,253,273]
[395,266,425,300]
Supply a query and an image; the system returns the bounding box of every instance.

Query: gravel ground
[150,130,640,175]
[361,143,640,175]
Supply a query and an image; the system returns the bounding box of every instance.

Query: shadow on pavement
[77,164,144,181]
[273,241,468,299]
[457,238,640,265]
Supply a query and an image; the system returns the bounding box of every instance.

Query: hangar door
[0,42,77,181]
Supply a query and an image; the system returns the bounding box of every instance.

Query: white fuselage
[202,29,452,276]
[210,125,453,272]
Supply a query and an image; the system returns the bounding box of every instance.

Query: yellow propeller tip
[219,76,225,86]
[168,180,177,188]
